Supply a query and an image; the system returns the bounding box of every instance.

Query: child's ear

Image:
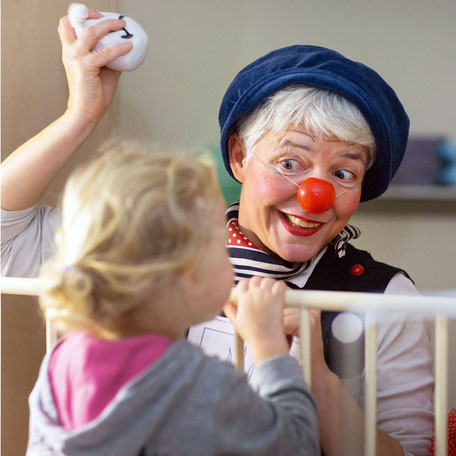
[228,133,247,183]
[180,266,202,298]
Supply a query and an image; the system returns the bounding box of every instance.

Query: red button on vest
[350,264,365,276]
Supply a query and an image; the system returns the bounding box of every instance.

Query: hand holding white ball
[68,3,148,72]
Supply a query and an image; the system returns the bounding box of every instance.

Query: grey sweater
[27,339,319,456]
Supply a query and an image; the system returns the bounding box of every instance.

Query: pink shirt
[48,332,173,430]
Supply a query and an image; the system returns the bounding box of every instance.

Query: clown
[209,46,433,455]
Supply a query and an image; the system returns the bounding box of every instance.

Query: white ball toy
[331,312,364,344]
[68,3,148,72]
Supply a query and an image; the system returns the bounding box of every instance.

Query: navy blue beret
[218,45,410,202]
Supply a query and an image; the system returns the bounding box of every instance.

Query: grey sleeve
[214,355,320,456]
[1,206,39,243]
[1,205,61,277]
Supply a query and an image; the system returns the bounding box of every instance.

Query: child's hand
[223,277,289,364]
[58,8,133,124]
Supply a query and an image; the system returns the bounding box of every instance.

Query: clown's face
[229,125,368,262]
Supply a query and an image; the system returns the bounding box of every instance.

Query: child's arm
[219,277,319,455]
[223,276,289,364]
[1,9,132,211]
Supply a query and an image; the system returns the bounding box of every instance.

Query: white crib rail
[435,314,449,456]
[1,277,455,456]
[229,287,455,456]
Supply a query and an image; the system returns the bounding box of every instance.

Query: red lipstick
[278,211,323,237]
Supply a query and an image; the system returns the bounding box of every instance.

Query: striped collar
[226,202,360,288]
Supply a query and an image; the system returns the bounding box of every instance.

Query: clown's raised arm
[1,9,131,212]
[1,7,133,278]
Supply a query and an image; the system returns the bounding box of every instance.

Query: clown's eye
[279,159,297,171]
[334,169,355,180]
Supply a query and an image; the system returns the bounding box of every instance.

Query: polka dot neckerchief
[225,202,361,285]
[227,219,262,251]
[225,202,360,256]
[427,408,456,456]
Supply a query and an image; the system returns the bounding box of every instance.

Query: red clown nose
[297,178,336,213]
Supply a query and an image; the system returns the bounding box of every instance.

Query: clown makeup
[232,127,369,262]
[250,143,364,214]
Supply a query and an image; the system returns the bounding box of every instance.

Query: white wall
[118,0,456,145]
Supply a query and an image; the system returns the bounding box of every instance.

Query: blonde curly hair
[40,141,222,336]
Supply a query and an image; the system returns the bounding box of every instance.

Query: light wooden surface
[1,1,119,453]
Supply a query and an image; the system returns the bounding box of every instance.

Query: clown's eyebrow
[278,138,316,152]
[338,151,366,163]
[278,136,367,163]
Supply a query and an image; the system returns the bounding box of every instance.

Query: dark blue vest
[291,243,411,379]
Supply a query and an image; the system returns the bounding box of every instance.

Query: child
[26,144,319,456]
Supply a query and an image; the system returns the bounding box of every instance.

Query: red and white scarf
[226,202,360,288]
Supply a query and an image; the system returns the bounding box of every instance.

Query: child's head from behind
[41,142,233,339]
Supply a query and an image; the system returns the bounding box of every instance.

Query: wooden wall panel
[1,1,118,453]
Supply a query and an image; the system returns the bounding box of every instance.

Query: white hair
[237,84,376,168]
